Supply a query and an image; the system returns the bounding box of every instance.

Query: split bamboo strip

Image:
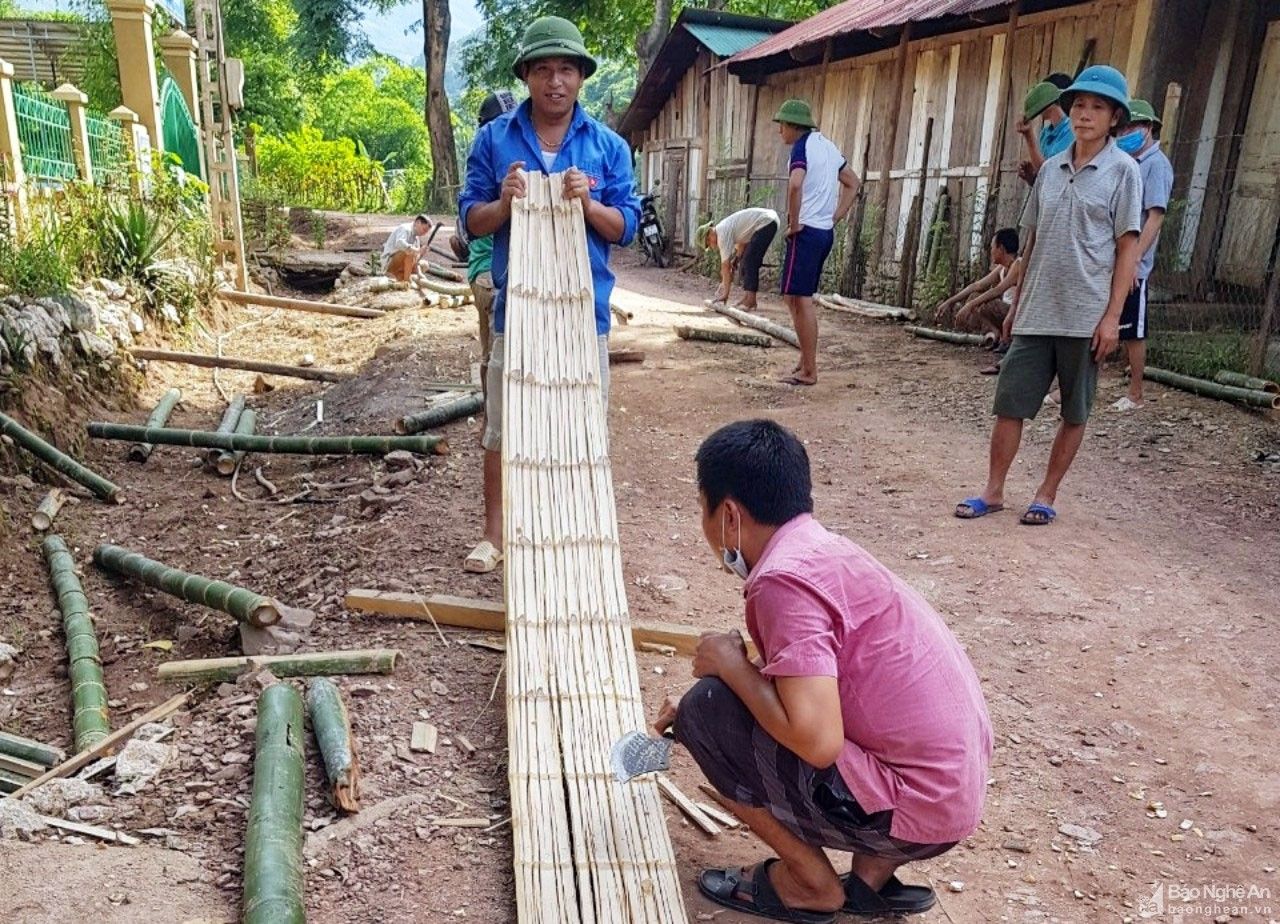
[216,408,258,476]
[708,302,799,348]
[87,423,447,457]
[674,325,773,348]
[31,488,67,531]
[306,678,361,812]
[1214,370,1280,394]
[0,411,121,503]
[93,543,282,628]
[129,388,182,462]
[395,393,484,435]
[243,683,307,924]
[220,288,383,319]
[0,768,26,793]
[905,325,997,348]
[1144,367,1279,410]
[42,536,110,751]
[0,731,65,767]
[0,752,44,777]
[157,649,401,684]
[503,170,685,923]
[132,348,350,383]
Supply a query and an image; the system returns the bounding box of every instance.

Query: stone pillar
[106,0,163,151]
[51,83,93,183]
[158,29,200,126]
[109,105,150,196]
[0,58,26,223]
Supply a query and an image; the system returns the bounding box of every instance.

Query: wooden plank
[219,288,383,319]
[6,693,190,799]
[131,349,350,383]
[410,722,438,754]
[695,801,741,830]
[0,752,44,778]
[656,775,720,836]
[43,815,141,846]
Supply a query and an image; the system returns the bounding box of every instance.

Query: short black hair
[994,227,1019,254]
[1046,72,1073,90]
[695,419,813,526]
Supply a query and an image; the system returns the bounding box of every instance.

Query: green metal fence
[87,112,128,186]
[160,75,202,179]
[12,83,77,183]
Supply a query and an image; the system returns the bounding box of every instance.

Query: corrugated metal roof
[685,21,782,58]
[732,0,1008,64]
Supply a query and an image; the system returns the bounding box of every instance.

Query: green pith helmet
[1127,98,1162,126]
[695,221,715,250]
[1059,64,1132,126]
[511,16,597,79]
[772,98,817,129]
[1023,81,1063,120]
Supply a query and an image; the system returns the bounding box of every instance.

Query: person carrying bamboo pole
[457,15,641,573]
[654,420,992,922]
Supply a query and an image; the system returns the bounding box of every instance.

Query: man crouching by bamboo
[456,16,641,573]
[654,419,993,923]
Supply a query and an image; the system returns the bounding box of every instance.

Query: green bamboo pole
[129,388,182,462]
[93,544,281,628]
[158,649,402,684]
[905,324,996,348]
[207,395,246,466]
[395,393,484,435]
[0,767,28,794]
[42,536,110,752]
[306,678,361,812]
[216,408,258,476]
[243,683,306,924]
[0,730,66,767]
[1213,370,1279,394]
[87,423,448,456]
[1145,367,1280,410]
[0,412,122,503]
[424,261,464,282]
[418,275,472,297]
[674,325,773,348]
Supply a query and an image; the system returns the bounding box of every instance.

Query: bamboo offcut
[905,324,997,348]
[1144,367,1280,410]
[129,388,182,462]
[674,325,773,347]
[157,649,401,683]
[1214,370,1279,394]
[708,302,799,347]
[31,488,67,531]
[0,731,65,767]
[87,423,448,457]
[502,171,685,922]
[42,536,110,752]
[0,411,122,503]
[93,544,282,628]
[395,392,484,434]
[243,683,307,924]
[306,678,361,812]
[216,408,259,476]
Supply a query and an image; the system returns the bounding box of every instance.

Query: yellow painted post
[157,28,205,178]
[51,83,93,183]
[109,104,144,196]
[106,0,163,151]
[0,58,26,225]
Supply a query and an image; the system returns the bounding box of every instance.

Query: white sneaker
[1111,396,1143,412]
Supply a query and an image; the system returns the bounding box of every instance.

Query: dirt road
[1,249,1276,922]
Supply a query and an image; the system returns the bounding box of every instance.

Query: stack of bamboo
[502,171,685,922]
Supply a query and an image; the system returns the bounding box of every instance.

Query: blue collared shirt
[458,100,641,335]
[1038,117,1075,160]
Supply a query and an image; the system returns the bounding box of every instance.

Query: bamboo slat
[502,171,685,922]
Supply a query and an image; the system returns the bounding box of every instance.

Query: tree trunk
[423,0,459,213]
[636,0,675,81]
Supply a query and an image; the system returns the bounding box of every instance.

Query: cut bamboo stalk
[610,303,632,325]
[1145,367,1279,410]
[4,693,189,799]
[93,544,281,628]
[31,488,67,532]
[157,649,402,684]
[87,423,447,457]
[243,683,306,924]
[905,324,996,348]
[395,393,484,435]
[0,411,122,503]
[417,275,472,297]
[674,325,773,348]
[306,678,360,813]
[608,349,646,364]
[129,388,182,462]
[0,752,44,777]
[424,262,464,282]
[215,408,258,476]
[0,768,26,794]
[817,293,916,321]
[1214,370,1279,394]
[0,731,65,767]
[708,302,799,348]
[656,775,720,836]
[206,395,246,466]
[42,536,110,752]
[131,348,349,383]
[220,287,383,319]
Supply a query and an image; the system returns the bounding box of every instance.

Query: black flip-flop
[698,860,836,924]
[842,872,937,916]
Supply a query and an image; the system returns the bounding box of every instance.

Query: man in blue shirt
[1016,72,1074,184]
[457,15,640,573]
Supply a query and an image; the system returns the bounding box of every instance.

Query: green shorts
[992,335,1098,425]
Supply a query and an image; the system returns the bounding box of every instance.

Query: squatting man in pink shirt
[653,419,994,922]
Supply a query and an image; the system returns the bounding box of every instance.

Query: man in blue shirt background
[457,14,640,573]
[1016,72,1075,184]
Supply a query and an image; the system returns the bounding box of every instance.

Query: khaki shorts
[481,333,610,451]
[472,273,496,398]
[993,335,1097,425]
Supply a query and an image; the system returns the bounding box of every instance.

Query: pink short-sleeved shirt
[743,514,993,845]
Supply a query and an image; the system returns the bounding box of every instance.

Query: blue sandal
[1020,502,1057,525]
[955,497,1003,519]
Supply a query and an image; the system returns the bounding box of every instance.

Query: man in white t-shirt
[774,99,859,386]
[381,214,432,281]
[697,207,779,309]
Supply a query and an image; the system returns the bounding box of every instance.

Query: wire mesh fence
[12,83,77,183]
[86,111,127,187]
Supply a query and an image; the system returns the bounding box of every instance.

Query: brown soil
[1,241,1277,923]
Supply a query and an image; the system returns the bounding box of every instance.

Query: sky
[19,0,484,64]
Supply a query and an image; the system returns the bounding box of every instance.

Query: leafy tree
[310,59,430,170]
[289,0,407,66]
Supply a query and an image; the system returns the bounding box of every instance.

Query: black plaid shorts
[674,677,955,862]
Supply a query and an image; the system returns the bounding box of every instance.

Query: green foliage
[0,221,75,297]
[289,0,407,67]
[310,58,431,170]
[255,126,389,212]
[101,200,179,285]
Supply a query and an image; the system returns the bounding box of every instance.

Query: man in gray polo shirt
[956,65,1142,526]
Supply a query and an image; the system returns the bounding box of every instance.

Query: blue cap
[1059,65,1131,125]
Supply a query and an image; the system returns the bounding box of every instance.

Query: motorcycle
[637,183,668,268]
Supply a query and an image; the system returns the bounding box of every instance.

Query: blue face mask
[1117,129,1146,155]
[720,513,749,581]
